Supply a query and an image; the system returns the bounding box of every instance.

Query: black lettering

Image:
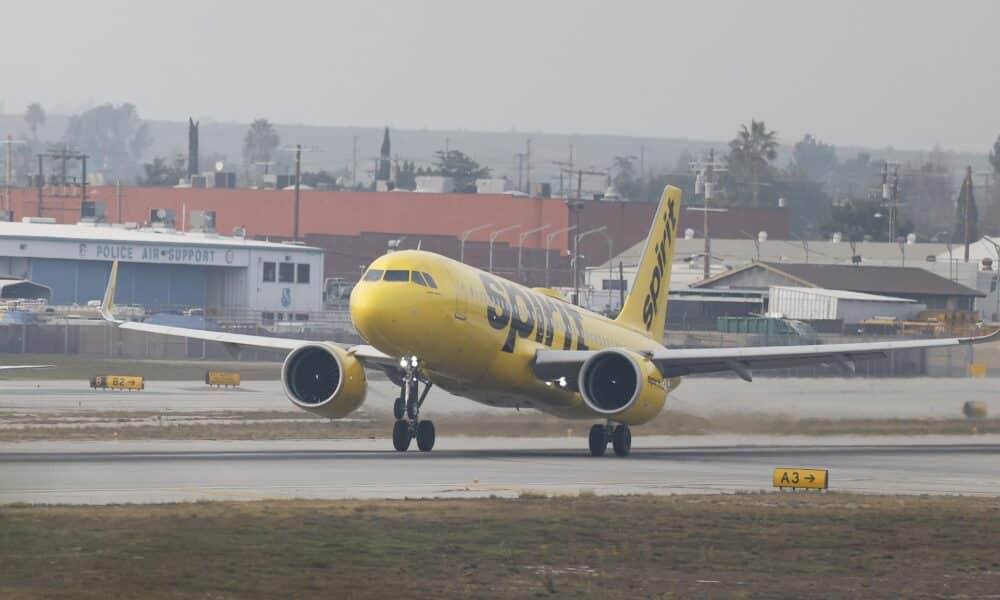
[527,293,547,344]
[536,296,557,347]
[551,301,574,350]
[567,308,588,351]
[480,274,510,330]
[501,282,534,353]
[780,472,790,484]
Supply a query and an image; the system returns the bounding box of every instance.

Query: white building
[0,220,324,321]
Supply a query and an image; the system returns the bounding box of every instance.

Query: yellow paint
[90,375,145,391]
[206,371,241,387]
[773,468,828,490]
[968,362,987,378]
[349,186,682,425]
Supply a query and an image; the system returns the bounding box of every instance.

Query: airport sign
[773,467,828,490]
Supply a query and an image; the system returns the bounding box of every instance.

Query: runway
[2,435,999,504]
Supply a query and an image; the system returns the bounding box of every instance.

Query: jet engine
[577,348,667,425]
[281,343,367,418]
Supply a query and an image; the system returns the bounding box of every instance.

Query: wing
[100,261,396,370]
[533,329,1000,385]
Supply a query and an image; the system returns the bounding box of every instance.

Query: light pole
[518,224,551,282]
[459,223,493,264]
[575,226,607,308]
[489,224,521,273]
[544,225,577,288]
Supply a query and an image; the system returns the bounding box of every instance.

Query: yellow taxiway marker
[773,467,828,490]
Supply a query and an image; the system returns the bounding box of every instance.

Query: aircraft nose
[349,283,381,343]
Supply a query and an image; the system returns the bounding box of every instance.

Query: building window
[294,313,309,321]
[279,263,294,283]
[602,279,627,291]
[262,311,275,322]
[297,263,310,284]
[263,262,276,282]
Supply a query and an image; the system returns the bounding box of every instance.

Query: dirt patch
[2,493,998,599]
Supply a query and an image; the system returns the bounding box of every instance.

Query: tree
[822,199,912,242]
[396,160,417,190]
[139,154,186,187]
[789,134,838,183]
[430,149,490,193]
[952,169,979,246]
[611,155,640,200]
[727,119,778,207]
[24,103,45,139]
[64,103,152,182]
[243,118,280,166]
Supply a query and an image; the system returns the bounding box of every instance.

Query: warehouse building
[0,220,324,320]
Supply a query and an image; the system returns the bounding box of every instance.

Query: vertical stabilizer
[100,260,120,323]
[614,186,682,343]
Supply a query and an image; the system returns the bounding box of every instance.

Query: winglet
[100,260,121,323]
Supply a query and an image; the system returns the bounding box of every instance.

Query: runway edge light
[773,467,828,491]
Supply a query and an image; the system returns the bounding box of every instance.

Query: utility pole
[525,138,531,196]
[514,152,525,192]
[552,144,574,197]
[352,136,358,187]
[36,154,43,217]
[1,137,26,214]
[690,149,726,280]
[293,144,302,241]
[964,165,973,263]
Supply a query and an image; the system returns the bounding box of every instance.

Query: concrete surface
[1,435,998,504]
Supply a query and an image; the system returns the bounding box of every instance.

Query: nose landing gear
[588,421,631,457]
[392,359,435,452]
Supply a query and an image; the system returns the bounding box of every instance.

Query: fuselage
[349,250,665,419]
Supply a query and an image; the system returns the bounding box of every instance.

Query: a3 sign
[773,467,829,490]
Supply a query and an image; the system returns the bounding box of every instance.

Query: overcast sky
[5,0,999,151]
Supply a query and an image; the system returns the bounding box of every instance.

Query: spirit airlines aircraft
[100,186,997,456]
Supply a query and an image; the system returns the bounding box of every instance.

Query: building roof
[693,261,985,298]
[0,221,322,252]
[769,285,915,303]
[601,237,950,269]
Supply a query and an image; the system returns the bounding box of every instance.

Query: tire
[416,420,436,452]
[392,420,411,452]
[612,425,631,457]
[393,395,405,420]
[588,424,607,457]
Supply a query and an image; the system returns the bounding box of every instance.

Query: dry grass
[2,494,999,599]
[2,408,997,442]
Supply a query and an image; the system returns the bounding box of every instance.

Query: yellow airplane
[100,186,997,456]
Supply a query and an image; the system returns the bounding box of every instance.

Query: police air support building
[0,219,324,320]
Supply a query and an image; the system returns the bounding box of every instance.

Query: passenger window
[411,271,427,286]
[263,262,276,282]
[422,272,438,288]
[384,270,409,282]
[363,269,384,282]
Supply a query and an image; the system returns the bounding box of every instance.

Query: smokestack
[188,118,199,179]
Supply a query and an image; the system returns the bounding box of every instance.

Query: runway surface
[0,377,994,419]
[2,435,998,504]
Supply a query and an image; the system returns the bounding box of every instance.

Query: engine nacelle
[577,348,667,425]
[281,343,367,418]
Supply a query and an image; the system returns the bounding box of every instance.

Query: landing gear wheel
[392,420,411,452]
[612,424,632,457]
[588,424,608,457]
[393,396,405,420]
[416,420,436,452]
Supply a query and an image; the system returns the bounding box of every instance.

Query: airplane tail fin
[100,260,120,323]
[615,185,682,343]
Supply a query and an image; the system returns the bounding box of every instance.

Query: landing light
[410,356,419,368]
[399,357,408,368]
[558,376,567,388]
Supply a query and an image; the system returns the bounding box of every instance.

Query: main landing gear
[589,421,631,457]
[392,359,435,452]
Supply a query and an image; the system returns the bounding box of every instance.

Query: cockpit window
[422,272,438,288]
[383,270,410,282]
[362,269,384,282]
[411,271,428,286]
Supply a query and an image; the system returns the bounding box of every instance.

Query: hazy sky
[5,0,999,151]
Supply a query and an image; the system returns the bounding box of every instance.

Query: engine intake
[281,343,367,418]
[577,348,666,425]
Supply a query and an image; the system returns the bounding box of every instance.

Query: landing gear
[589,422,631,457]
[392,358,435,452]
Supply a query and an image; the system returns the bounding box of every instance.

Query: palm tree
[24,103,45,139]
[728,119,778,207]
